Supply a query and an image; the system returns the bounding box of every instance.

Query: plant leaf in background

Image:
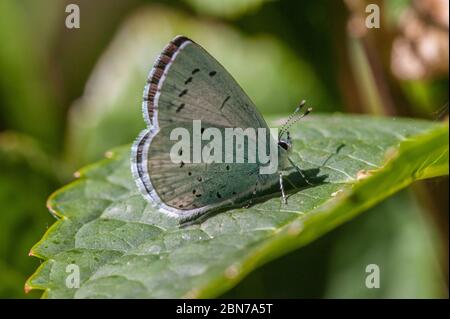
[0,132,59,298]
[224,187,446,298]
[66,6,329,168]
[0,0,63,151]
[183,0,268,18]
[322,189,446,298]
[26,115,448,298]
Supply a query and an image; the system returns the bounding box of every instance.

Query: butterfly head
[278,131,292,152]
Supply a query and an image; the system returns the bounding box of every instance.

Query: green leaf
[224,189,446,298]
[26,115,448,298]
[321,189,447,298]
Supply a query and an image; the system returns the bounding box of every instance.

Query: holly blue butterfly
[131,35,311,223]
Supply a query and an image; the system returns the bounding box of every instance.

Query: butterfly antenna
[279,107,312,138]
[291,107,312,127]
[279,100,306,139]
[279,103,312,139]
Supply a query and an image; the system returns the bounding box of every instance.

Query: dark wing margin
[132,130,151,196]
[143,35,193,127]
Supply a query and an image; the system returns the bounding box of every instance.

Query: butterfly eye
[278,141,290,151]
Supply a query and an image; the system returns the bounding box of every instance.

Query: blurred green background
[0,0,448,298]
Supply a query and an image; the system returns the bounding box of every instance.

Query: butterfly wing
[143,36,268,131]
[132,36,278,221]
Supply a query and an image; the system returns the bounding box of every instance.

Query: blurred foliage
[184,0,269,18]
[224,189,446,298]
[0,133,59,298]
[0,0,448,298]
[0,0,62,151]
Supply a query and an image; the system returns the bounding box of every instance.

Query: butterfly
[131,35,312,223]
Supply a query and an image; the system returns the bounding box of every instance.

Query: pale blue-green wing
[132,36,277,221]
[133,124,279,222]
[143,36,269,131]
[142,125,275,212]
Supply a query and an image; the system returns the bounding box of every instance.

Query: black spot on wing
[179,89,188,97]
[209,71,217,77]
[176,103,185,112]
[192,68,200,74]
[220,96,230,110]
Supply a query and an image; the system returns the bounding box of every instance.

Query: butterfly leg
[287,156,313,186]
[243,200,253,209]
[279,172,287,204]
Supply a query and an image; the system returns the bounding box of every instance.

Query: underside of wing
[132,124,277,219]
[143,35,269,131]
[132,36,278,221]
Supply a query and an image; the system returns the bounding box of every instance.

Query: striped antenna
[279,101,311,139]
[278,100,306,139]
